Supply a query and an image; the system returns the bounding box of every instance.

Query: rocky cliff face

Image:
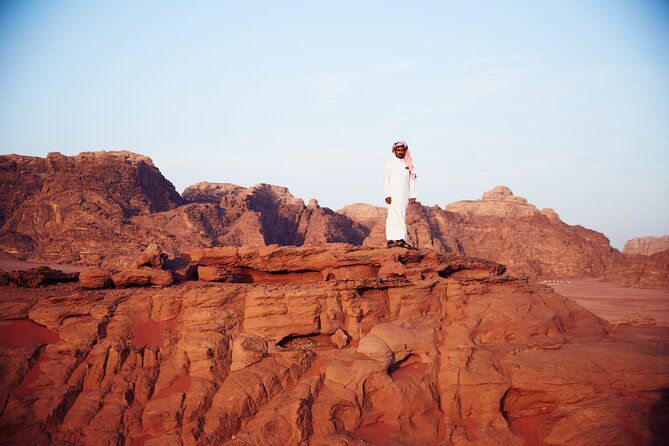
[1,245,667,445]
[600,249,669,288]
[0,151,184,264]
[0,154,366,268]
[624,235,669,256]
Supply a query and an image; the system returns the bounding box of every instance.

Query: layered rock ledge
[0,245,667,445]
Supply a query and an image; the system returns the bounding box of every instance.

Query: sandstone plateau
[624,236,669,256]
[1,151,667,289]
[1,244,668,445]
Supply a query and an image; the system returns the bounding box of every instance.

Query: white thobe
[384,156,416,241]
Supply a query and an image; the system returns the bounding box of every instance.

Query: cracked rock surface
[0,245,667,445]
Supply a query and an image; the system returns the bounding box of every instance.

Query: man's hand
[385,197,392,204]
[409,198,416,204]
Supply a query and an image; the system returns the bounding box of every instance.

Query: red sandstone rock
[111,267,173,287]
[331,328,351,349]
[230,333,268,371]
[600,248,669,289]
[196,265,236,282]
[0,151,183,265]
[623,235,669,255]
[0,155,367,269]
[338,202,387,231]
[79,267,114,289]
[2,151,665,289]
[344,187,669,289]
[6,266,79,287]
[131,243,167,268]
[0,244,667,445]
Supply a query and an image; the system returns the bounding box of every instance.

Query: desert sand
[547,278,669,326]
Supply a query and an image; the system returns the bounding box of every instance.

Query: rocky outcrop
[445,185,559,219]
[0,155,367,268]
[600,249,669,289]
[78,267,114,289]
[1,151,665,289]
[623,235,669,255]
[338,203,387,231]
[0,151,184,265]
[344,186,668,288]
[1,245,666,445]
[80,245,176,289]
[2,266,79,288]
[183,182,369,246]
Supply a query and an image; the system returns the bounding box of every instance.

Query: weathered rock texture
[623,235,669,256]
[180,181,368,247]
[341,186,669,288]
[600,249,669,289]
[0,154,366,269]
[1,267,79,288]
[0,151,183,265]
[1,152,666,289]
[1,245,667,445]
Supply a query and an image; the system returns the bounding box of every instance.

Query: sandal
[386,240,398,248]
[397,239,415,249]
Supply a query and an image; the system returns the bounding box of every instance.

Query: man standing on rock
[384,140,417,248]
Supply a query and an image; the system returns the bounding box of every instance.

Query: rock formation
[0,245,667,445]
[0,151,183,265]
[181,182,368,247]
[1,266,79,288]
[0,154,366,269]
[1,151,666,289]
[444,185,560,220]
[338,203,387,231]
[623,235,669,256]
[600,248,669,289]
[342,186,669,289]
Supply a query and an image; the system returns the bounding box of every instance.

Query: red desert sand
[547,278,669,325]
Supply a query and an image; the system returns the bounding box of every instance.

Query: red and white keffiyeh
[391,140,416,179]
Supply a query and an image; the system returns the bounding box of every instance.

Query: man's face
[394,146,407,158]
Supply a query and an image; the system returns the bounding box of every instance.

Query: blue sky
[1,1,668,249]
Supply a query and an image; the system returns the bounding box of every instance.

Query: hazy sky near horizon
[1,1,668,249]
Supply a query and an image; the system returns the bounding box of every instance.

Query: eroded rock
[230,333,268,371]
[0,244,666,446]
[330,328,351,349]
[79,267,114,289]
[112,267,173,287]
[7,266,79,288]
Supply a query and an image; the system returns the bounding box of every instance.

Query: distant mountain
[623,235,669,255]
[0,152,366,268]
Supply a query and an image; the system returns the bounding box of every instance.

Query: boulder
[330,328,351,349]
[79,267,114,289]
[111,267,173,288]
[132,243,167,268]
[357,333,394,368]
[197,265,236,282]
[230,333,268,371]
